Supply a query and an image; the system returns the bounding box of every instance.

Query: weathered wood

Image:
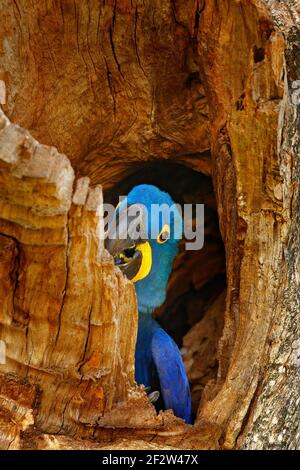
[0,110,163,446]
[193,0,300,450]
[0,0,299,450]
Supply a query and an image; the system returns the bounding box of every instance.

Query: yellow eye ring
[157,224,171,244]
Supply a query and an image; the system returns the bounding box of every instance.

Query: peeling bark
[0,110,161,444]
[0,0,299,450]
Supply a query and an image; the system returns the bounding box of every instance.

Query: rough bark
[0,110,164,444]
[192,0,300,450]
[0,0,299,450]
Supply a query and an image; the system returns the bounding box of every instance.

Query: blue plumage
[135,314,192,424]
[125,185,192,424]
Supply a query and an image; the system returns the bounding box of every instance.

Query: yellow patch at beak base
[131,241,152,283]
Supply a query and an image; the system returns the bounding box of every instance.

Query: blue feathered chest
[135,313,192,424]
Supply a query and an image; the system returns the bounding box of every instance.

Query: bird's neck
[138,309,153,324]
[137,310,159,335]
[138,304,155,315]
[135,281,167,314]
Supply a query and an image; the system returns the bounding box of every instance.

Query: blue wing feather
[151,328,192,424]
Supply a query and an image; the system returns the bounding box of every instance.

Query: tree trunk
[0,0,299,450]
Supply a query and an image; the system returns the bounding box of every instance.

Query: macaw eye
[157,224,171,244]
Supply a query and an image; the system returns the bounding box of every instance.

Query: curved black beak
[113,248,143,280]
[105,203,146,280]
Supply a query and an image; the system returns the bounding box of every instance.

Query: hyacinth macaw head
[106,184,183,313]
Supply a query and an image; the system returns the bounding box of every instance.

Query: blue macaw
[106,184,192,424]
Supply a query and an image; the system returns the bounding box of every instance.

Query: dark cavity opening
[253,45,265,63]
[105,161,226,419]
